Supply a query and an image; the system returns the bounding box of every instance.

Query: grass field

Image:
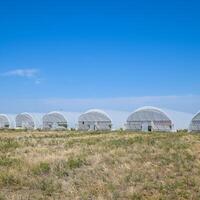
[0,130,200,200]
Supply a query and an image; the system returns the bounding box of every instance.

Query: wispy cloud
[2,68,42,84]
[41,95,200,113]
[2,69,39,78]
[0,95,198,114]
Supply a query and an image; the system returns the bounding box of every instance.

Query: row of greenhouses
[0,107,199,132]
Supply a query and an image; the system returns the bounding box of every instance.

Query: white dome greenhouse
[189,111,200,132]
[43,111,69,130]
[16,113,44,130]
[126,106,173,132]
[0,114,16,129]
[43,111,80,130]
[78,109,112,131]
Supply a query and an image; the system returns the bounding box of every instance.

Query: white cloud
[2,69,39,78]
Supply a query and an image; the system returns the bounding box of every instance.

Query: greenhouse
[43,111,69,130]
[78,109,112,131]
[16,113,44,130]
[0,114,16,129]
[189,112,200,132]
[126,106,173,132]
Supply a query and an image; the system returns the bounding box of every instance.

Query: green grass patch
[0,139,20,153]
[0,156,20,167]
[32,162,51,175]
[67,157,86,170]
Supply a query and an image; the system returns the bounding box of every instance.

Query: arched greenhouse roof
[127,106,172,122]
[43,111,80,128]
[16,112,44,129]
[190,111,200,121]
[0,114,16,128]
[188,111,200,131]
[79,109,112,122]
[43,111,68,122]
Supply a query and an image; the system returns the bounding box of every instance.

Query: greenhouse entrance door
[142,122,149,132]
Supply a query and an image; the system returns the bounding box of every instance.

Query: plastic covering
[0,114,16,129]
[189,112,200,132]
[126,106,172,132]
[16,113,44,130]
[78,109,112,131]
[43,111,69,130]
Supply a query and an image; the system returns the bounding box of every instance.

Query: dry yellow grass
[0,130,200,200]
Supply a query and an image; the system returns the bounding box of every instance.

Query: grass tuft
[67,157,86,170]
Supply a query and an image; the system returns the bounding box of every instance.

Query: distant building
[16,113,44,130]
[43,111,68,130]
[189,112,200,132]
[125,106,173,132]
[0,114,16,129]
[78,109,112,131]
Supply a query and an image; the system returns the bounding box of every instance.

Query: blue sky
[0,0,200,113]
